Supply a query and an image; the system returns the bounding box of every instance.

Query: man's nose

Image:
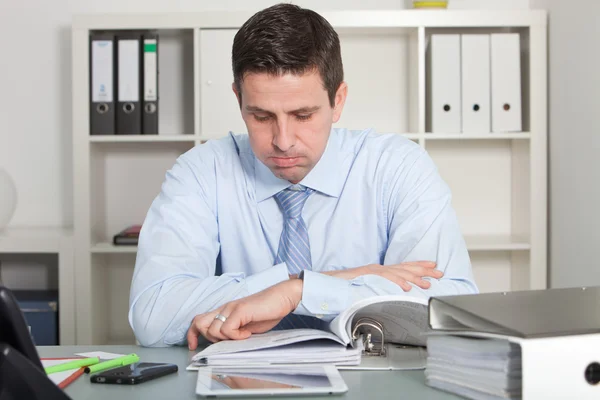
[272,120,296,152]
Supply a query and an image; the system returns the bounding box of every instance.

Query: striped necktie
[272,185,328,331]
[274,185,314,274]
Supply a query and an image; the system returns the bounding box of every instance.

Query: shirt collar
[254,129,342,202]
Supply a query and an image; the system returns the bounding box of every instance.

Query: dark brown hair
[232,3,343,107]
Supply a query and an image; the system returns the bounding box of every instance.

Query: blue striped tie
[274,185,314,274]
[272,185,328,331]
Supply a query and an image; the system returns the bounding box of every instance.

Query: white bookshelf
[0,227,76,345]
[72,10,547,345]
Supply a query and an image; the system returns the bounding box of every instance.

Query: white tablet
[195,365,348,397]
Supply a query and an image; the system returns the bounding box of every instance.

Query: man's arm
[128,147,289,347]
[293,146,479,321]
[192,145,480,343]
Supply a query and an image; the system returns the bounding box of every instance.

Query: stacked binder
[90,31,159,135]
[424,286,600,400]
[425,335,522,400]
[430,33,522,133]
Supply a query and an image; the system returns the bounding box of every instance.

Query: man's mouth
[271,157,301,167]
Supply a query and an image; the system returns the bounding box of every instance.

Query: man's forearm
[129,263,290,347]
[293,270,477,322]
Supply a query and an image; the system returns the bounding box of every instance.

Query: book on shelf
[112,224,142,245]
[189,294,429,371]
[424,287,600,400]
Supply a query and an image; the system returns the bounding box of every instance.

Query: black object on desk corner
[90,362,178,385]
[0,285,71,400]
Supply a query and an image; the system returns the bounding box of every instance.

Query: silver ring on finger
[214,313,227,323]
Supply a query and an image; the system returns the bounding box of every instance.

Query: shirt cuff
[245,263,290,295]
[294,270,352,321]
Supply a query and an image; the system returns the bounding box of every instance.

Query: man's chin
[271,166,305,183]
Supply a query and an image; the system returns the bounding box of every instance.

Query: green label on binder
[144,43,157,53]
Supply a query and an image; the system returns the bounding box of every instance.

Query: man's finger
[187,321,200,350]
[397,261,436,268]
[401,265,444,278]
[195,310,223,343]
[220,307,253,341]
[207,309,230,342]
[400,280,412,291]
[418,261,437,267]
[389,276,412,291]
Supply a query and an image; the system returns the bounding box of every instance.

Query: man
[129,3,478,349]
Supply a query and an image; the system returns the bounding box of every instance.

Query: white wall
[530,0,600,288]
[0,0,529,230]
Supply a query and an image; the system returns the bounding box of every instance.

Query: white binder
[490,33,522,132]
[427,331,600,399]
[519,334,600,399]
[431,34,461,133]
[427,286,600,399]
[461,34,490,133]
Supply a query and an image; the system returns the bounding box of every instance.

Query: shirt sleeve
[293,147,479,321]
[128,147,288,347]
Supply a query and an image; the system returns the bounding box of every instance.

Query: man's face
[234,71,347,184]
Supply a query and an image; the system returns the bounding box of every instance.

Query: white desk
[38,345,464,399]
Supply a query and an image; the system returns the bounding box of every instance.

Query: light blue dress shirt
[129,128,479,347]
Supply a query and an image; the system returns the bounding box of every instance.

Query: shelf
[72,10,547,345]
[424,132,530,140]
[465,235,530,251]
[90,235,530,255]
[0,227,73,253]
[89,135,198,143]
[91,243,138,253]
[401,133,421,140]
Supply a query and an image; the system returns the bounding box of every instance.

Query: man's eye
[253,114,271,122]
[296,114,312,121]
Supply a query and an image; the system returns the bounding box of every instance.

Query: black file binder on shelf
[116,32,142,134]
[89,33,115,135]
[188,294,430,371]
[142,32,159,134]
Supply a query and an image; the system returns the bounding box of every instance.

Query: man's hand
[321,261,443,291]
[187,279,303,350]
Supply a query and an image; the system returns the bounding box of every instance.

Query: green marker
[85,353,140,374]
[45,357,100,374]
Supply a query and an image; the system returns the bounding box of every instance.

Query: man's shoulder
[334,128,423,158]
[181,133,251,163]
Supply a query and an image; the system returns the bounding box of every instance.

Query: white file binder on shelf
[491,33,522,133]
[425,287,600,399]
[430,34,461,133]
[461,34,491,133]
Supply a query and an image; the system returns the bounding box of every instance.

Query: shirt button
[320,303,328,311]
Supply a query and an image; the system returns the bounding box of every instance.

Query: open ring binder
[351,317,386,357]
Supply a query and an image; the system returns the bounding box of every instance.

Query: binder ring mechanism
[352,318,386,357]
[145,103,157,114]
[123,102,135,114]
[96,103,109,114]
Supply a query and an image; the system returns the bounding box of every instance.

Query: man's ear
[232,82,242,108]
[332,82,348,123]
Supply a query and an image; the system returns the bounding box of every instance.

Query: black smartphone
[90,362,178,385]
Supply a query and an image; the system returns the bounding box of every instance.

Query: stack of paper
[188,329,362,369]
[424,335,522,400]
